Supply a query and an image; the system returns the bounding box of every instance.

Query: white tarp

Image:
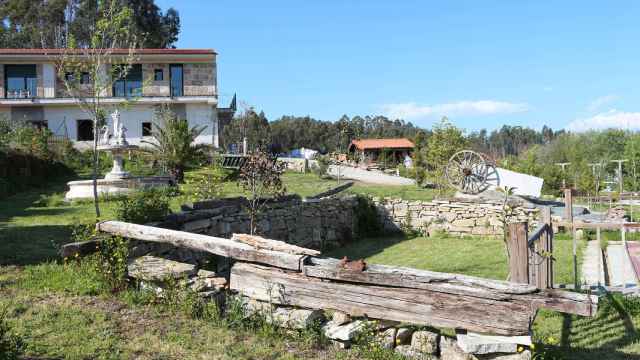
[490,167,544,198]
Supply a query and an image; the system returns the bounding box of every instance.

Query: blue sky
[157,0,640,133]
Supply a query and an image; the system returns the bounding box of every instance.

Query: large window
[170,64,183,97]
[113,64,142,97]
[5,65,37,98]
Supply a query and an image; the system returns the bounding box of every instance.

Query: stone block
[271,307,325,329]
[182,218,211,232]
[128,255,197,282]
[477,351,531,360]
[456,333,531,355]
[395,345,432,359]
[323,320,369,341]
[440,336,477,360]
[411,330,439,354]
[331,311,351,325]
[453,218,476,227]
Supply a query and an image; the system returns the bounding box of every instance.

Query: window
[5,65,37,98]
[77,119,94,141]
[142,122,152,136]
[170,64,183,97]
[154,69,163,81]
[112,64,142,97]
[80,72,91,84]
[65,72,74,82]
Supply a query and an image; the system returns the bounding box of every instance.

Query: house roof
[0,48,216,55]
[349,138,415,151]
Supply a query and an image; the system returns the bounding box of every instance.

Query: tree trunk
[92,118,101,218]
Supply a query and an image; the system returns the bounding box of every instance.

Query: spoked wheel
[445,150,492,194]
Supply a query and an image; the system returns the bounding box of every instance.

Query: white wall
[45,103,218,148]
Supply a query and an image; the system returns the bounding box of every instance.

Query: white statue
[111,109,128,145]
[100,125,110,145]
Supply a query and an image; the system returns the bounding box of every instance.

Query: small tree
[423,117,467,195]
[143,105,207,183]
[237,151,286,234]
[54,1,140,218]
[497,186,516,281]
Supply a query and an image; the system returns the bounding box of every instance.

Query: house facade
[0,48,235,148]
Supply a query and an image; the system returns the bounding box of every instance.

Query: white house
[0,48,235,148]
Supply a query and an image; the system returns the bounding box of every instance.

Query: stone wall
[170,195,358,250]
[183,63,215,96]
[373,197,540,237]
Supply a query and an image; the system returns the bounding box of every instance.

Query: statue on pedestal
[111,109,128,146]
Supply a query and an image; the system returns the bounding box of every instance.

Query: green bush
[0,307,24,360]
[315,155,330,178]
[115,188,171,224]
[353,195,382,239]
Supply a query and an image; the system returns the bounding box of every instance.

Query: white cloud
[380,100,529,120]
[566,109,640,132]
[587,94,619,112]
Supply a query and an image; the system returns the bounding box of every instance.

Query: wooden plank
[302,257,597,317]
[527,224,548,245]
[303,257,538,296]
[96,221,304,271]
[508,222,529,284]
[231,234,320,256]
[231,262,533,336]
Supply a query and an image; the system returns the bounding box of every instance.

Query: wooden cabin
[348,138,415,167]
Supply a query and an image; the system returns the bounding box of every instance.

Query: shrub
[94,235,129,292]
[353,195,382,239]
[0,307,24,360]
[115,188,171,224]
[315,155,330,178]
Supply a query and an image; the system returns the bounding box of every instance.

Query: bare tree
[237,151,286,235]
[53,2,140,218]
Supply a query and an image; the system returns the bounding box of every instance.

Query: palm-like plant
[143,105,207,183]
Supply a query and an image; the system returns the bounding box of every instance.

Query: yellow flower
[518,346,524,352]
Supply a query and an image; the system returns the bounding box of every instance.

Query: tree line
[0,0,180,48]
[223,111,640,195]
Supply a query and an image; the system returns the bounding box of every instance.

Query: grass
[328,232,585,285]
[2,167,639,359]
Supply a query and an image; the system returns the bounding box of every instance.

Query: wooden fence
[508,207,554,289]
[95,220,598,336]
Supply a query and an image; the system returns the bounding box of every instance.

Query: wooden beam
[303,257,538,296]
[96,221,305,271]
[302,257,596,317]
[231,262,533,336]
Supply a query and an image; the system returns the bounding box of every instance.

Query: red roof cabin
[348,138,415,167]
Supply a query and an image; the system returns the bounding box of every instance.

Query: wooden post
[542,207,553,289]
[564,188,578,289]
[508,222,529,284]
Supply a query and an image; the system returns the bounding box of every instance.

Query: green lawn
[327,233,585,286]
[2,169,640,359]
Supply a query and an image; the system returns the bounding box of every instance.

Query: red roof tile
[349,138,415,150]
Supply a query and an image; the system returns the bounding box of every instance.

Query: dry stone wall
[168,195,358,250]
[373,197,540,237]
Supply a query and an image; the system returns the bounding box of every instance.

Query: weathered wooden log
[231,262,534,335]
[231,234,320,256]
[96,221,304,271]
[303,257,538,295]
[303,257,596,317]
